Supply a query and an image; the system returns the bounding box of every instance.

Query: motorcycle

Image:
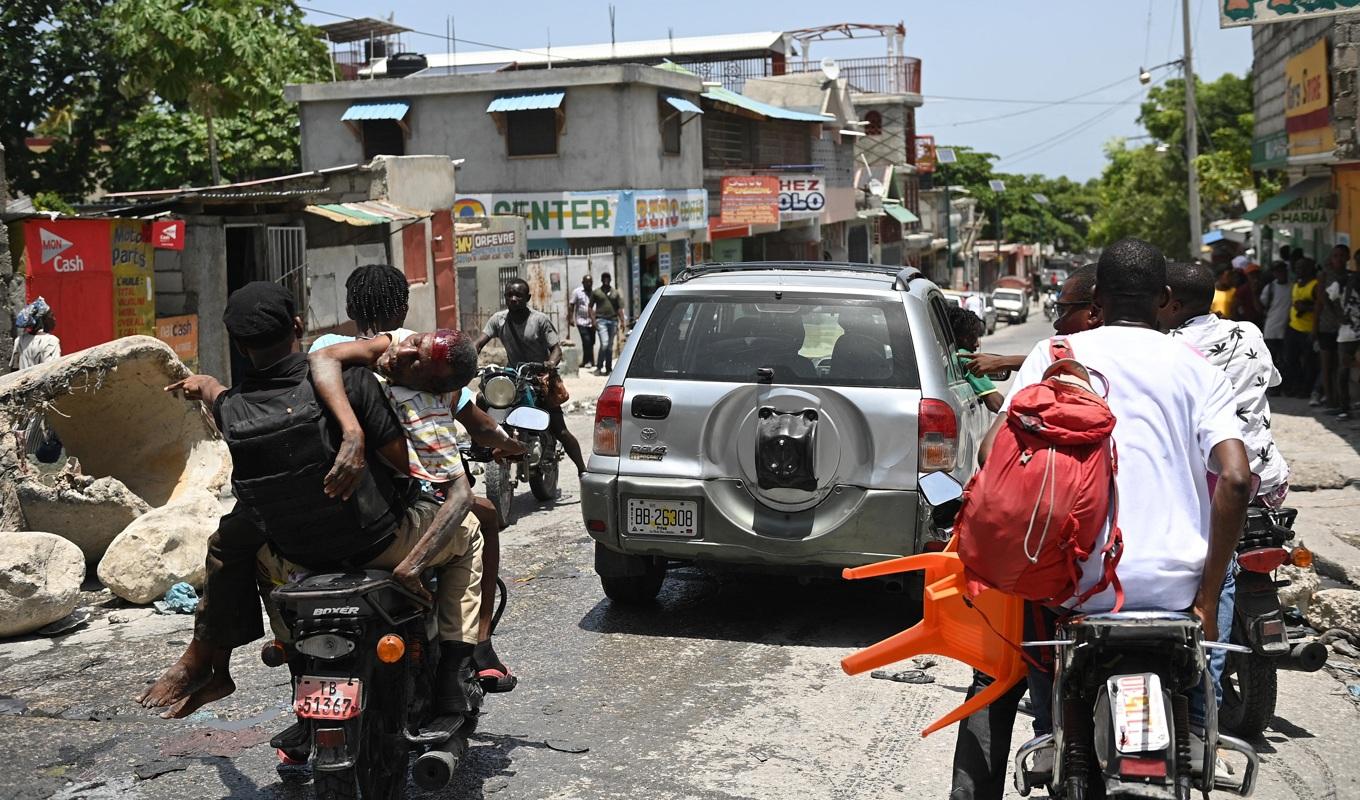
[1218,506,1328,738]
[1043,291,1058,321]
[472,363,564,527]
[912,474,1261,799]
[263,572,478,799]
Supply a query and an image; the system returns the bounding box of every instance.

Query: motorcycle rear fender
[311,719,363,772]
[1233,571,1289,656]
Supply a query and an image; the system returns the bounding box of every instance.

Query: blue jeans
[596,318,618,372]
[1193,566,1237,726]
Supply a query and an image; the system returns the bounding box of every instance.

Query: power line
[999,80,1161,166]
[928,76,1143,129]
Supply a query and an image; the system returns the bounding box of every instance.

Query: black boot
[435,641,484,716]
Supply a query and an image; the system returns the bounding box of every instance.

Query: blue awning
[486,91,566,113]
[700,86,828,123]
[340,101,409,122]
[664,96,703,115]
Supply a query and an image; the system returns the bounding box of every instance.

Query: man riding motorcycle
[949,241,1253,799]
[474,278,587,477]
[139,283,485,722]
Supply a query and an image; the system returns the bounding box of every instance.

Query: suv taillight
[594,386,625,456]
[918,399,958,473]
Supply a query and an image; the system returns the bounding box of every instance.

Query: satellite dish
[868,178,885,197]
[821,57,840,82]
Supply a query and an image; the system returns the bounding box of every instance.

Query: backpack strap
[1069,441,1126,613]
[1048,337,1071,362]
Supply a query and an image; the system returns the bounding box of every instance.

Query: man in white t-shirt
[994,239,1252,620]
[1258,261,1292,369]
[963,289,986,324]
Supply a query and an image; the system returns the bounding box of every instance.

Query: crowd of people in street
[1218,244,1360,420]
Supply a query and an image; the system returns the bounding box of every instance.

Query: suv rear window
[994,289,1024,301]
[627,294,920,388]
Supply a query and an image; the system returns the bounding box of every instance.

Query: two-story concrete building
[287,64,707,321]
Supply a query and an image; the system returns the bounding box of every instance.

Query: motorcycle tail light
[918,399,958,473]
[1237,547,1290,573]
[1291,545,1314,569]
[261,639,288,668]
[594,386,624,456]
[1118,757,1167,778]
[376,634,406,663]
[484,375,517,409]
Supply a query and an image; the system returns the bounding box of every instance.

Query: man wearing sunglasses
[959,264,1100,380]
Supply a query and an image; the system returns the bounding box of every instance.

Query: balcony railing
[786,56,922,96]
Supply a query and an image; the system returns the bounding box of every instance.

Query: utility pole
[1182,0,1202,261]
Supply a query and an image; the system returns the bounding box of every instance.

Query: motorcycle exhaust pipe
[1276,640,1328,673]
[412,734,469,790]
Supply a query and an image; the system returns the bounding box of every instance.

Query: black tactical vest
[217,368,406,566]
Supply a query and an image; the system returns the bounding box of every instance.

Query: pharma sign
[453,189,707,240]
[779,175,827,221]
[1221,0,1360,27]
[1262,186,1333,227]
[720,176,780,225]
[1285,39,1334,158]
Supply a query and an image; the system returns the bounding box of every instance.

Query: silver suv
[579,263,988,603]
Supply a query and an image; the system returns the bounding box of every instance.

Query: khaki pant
[257,499,483,644]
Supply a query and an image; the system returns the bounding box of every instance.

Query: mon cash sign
[454,190,706,240]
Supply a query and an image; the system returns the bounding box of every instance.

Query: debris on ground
[870,668,936,685]
[912,656,939,670]
[153,582,199,615]
[36,607,91,636]
[1307,589,1360,636]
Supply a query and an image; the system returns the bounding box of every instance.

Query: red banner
[720,176,780,226]
[24,220,114,355]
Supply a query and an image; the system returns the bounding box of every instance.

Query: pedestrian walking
[1260,261,1291,371]
[1211,264,1237,318]
[1330,255,1360,418]
[569,274,596,369]
[9,296,60,372]
[1318,245,1349,409]
[589,272,623,375]
[1283,258,1319,398]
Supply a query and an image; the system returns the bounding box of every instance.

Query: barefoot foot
[138,657,211,709]
[161,672,237,719]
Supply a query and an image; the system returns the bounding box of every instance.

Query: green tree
[1,1,142,199]
[1090,72,1263,258]
[108,0,329,185]
[935,145,1100,252]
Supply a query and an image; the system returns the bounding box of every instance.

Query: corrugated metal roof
[701,86,828,123]
[883,204,919,225]
[306,201,429,227]
[486,91,566,112]
[341,101,410,121]
[664,96,704,114]
[369,31,787,74]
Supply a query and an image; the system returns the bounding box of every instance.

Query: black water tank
[386,52,428,78]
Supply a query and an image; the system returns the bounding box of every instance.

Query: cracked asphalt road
[1,315,1357,800]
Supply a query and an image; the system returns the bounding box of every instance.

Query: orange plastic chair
[841,544,1028,737]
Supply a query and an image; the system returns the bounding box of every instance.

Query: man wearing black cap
[140,282,485,725]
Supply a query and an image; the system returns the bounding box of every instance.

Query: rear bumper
[580,472,922,570]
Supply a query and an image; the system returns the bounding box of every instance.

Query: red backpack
[955,339,1124,612]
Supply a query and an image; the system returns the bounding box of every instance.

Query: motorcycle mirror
[506,405,551,432]
[919,471,964,507]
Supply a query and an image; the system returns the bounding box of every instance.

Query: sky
[300,0,1254,183]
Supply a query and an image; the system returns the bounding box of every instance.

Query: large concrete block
[16,471,150,562]
[97,489,221,605]
[0,532,85,638]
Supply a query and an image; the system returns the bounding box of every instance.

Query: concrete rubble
[1307,588,1360,636]
[0,532,84,637]
[0,337,231,630]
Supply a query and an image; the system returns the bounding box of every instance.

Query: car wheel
[599,556,667,604]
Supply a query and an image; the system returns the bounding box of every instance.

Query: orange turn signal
[261,639,288,668]
[376,634,406,663]
[1291,545,1314,569]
